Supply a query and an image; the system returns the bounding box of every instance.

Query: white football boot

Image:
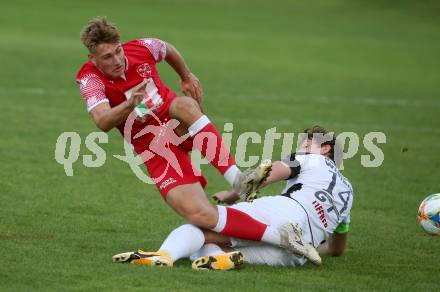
[279,223,322,266]
[232,159,272,202]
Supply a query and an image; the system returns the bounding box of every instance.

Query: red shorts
[131,96,207,199]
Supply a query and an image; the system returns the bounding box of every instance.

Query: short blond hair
[80,16,120,53]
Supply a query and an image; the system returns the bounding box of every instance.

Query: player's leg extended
[169,96,272,199]
[190,231,305,269]
[169,97,239,183]
[112,224,204,267]
[112,184,246,268]
[166,183,286,247]
[230,197,322,265]
[212,196,322,265]
[146,143,272,244]
[190,243,305,269]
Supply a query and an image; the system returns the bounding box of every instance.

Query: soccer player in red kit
[77,17,292,267]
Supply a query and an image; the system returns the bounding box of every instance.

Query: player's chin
[113,66,124,75]
[110,71,122,79]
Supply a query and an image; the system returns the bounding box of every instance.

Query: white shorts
[229,195,312,267]
[237,245,305,267]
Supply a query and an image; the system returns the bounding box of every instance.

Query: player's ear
[88,54,96,65]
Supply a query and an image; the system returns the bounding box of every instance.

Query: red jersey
[76,38,177,148]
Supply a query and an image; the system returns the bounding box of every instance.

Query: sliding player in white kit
[113,126,353,269]
[191,126,354,269]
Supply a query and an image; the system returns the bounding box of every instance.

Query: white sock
[189,243,224,261]
[159,224,205,262]
[188,115,210,137]
[261,226,281,246]
[223,165,241,186]
[212,205,227,233]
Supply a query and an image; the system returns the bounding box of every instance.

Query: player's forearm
[165,43,192,81]
[318,233,348,257]
[329,233,348,256]
[317,241,331,255]
[93,101,135,132]
[260,161,292,188]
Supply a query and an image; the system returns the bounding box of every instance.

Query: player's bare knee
[171,97,199,115]
[169,97,201,122]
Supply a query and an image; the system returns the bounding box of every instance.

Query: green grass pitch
[1,0,439,290]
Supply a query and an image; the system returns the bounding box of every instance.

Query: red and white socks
[188,115,240,185]
[212,205,281,246]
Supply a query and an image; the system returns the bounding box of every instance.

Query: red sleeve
[77,74,109,112]
[138,38,167,62]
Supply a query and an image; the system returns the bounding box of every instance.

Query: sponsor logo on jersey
[136,63,152,78]
[159,177,177,190]
[312,200,328,228]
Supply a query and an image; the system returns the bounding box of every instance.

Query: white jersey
[281,153,354,246]
[214,153,354,266]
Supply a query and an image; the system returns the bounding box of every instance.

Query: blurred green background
[1,0,439,290]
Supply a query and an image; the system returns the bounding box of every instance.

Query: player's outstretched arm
[164,42,203,103]
[90,80,146,132]
[259,161,294,188]
[213,160,293,205]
